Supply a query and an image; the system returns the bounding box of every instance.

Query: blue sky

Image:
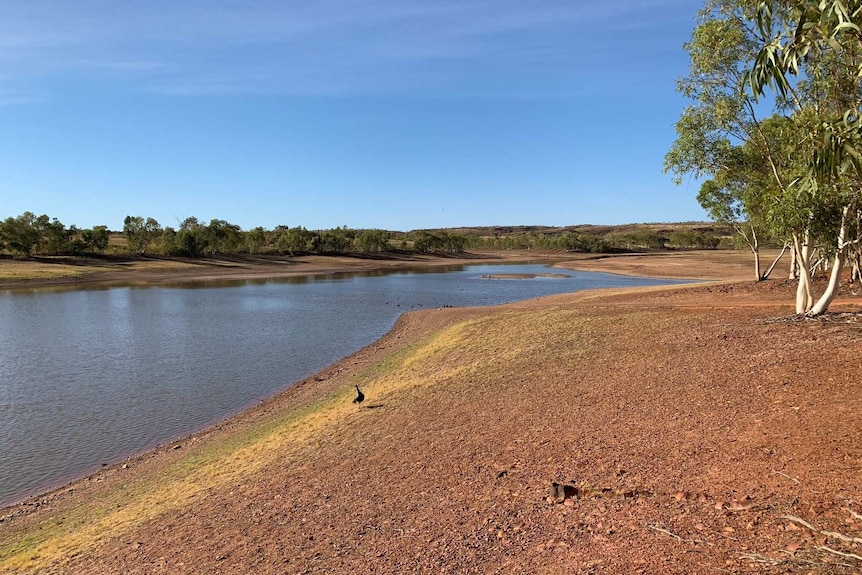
[0,0,706,232]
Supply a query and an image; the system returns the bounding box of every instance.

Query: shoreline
[0,251,553,292]
[5,250,858,574]
[0,254,700,510]
[0,255,619,510]
[0,248,768,292]
[0,250,769,510]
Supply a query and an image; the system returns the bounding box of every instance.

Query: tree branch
[781,515,862,545]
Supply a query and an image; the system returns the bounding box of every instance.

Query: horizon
[1,212,720,234]
[1,1,707,231]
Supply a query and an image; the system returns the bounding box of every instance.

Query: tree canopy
[668,0,862,314]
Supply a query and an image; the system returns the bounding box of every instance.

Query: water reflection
[2,260,568,295]
[0,263,688,507]
[166,264,476,289]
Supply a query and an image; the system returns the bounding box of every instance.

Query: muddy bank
[0,248,766,291]
[0,251,556,291]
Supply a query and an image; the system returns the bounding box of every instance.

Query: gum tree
[665,0,793,280]
[0,212,42,256]
[123,215,162,255]
[671,0,862,314]
[748,0,862,315]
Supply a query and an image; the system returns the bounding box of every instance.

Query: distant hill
[414,222,733,238]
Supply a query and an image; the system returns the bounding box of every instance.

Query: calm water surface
[0,263,687,506]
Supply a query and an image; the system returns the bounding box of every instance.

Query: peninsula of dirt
[1,250,860,574]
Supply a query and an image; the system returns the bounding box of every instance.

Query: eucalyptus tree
[354,229,391,253]
[123,216,162,255]
[665,0,793,280]
[714,114,816,281]
[34,215,71,254]
[176,217,207,257]
[276,226,314,255]
[204,219,243,255]
[315,227,353,253]
[670,0,862,314]
[747,0,862,315]
[0,212,42,256]
[245,227,267,254]
[80,226,110,253]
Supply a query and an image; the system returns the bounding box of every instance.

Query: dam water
[0,263,687,507]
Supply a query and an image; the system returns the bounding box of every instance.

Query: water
[0,263,686,506]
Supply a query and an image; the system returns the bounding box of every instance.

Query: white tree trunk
[761,244,788,280]
[807,250,846,316]
[807,204,852,317]
[794,233,813,314]
[749,225,762,281]
[851,252,861,283]
[753,252,761,280]
[789,243,798,279]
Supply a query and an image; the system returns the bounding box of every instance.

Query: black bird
[353,385,365,405]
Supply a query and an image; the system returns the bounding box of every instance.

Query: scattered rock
[549,482,579,502]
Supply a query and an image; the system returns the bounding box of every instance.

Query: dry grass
[0,261,101,281]
[0,304,604,572]
[0,323,483,573]
[0,258,204,283]
[559,248,786,281]
[0,391,341,571]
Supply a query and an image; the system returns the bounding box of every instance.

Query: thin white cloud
[0,0,699,98]
[0,88,46,106]
[70,60,166,71]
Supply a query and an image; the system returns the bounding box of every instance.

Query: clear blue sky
[0,0,706,232]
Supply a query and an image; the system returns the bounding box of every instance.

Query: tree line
[0,212,109,256]
[1,211,732,258]
[665,0,862,315]
[467,230,722,251]
[0,212,462,257]
[0,212,734,258]
[121,217,472,256]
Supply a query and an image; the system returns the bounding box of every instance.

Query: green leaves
[673,0,862,314]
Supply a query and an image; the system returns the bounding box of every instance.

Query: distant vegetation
[0,211,737,259]
[433,224,730,252]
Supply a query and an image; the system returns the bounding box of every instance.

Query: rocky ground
[1,250,860,574]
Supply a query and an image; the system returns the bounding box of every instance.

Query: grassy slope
[0,324,451,571]
[0,292,622,572]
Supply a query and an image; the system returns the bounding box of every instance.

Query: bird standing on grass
[353,385,365,405]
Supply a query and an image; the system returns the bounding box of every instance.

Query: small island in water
[481,272,570,279]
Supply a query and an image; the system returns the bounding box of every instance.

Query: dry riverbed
[2,250,861,574]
